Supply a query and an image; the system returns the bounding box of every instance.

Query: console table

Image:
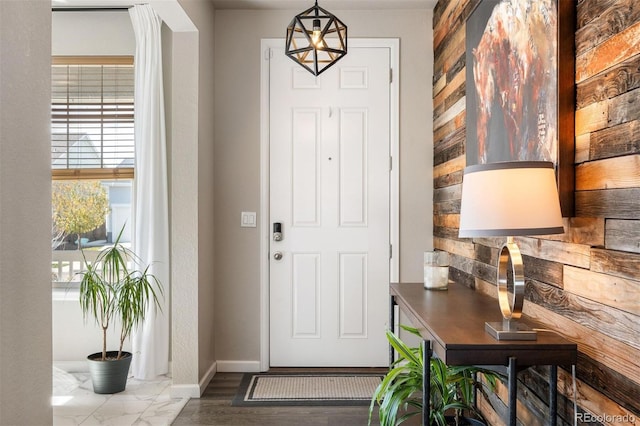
[390,282,577,426]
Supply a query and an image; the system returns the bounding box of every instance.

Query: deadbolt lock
[273,222,283,241]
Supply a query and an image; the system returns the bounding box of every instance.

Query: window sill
[52,286,79,301]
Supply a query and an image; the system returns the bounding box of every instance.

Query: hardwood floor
[172,369,386,426]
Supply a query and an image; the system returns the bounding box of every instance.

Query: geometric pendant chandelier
[285,0,347,76]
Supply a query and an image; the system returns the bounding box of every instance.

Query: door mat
[231,373,383,406]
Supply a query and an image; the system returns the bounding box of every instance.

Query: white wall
[213,8,433,366]
[51,10,135,364]
[0,1,53,424]
[52,293,131,363]
[52,11,134,55]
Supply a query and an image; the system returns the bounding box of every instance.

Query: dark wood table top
[391,282,577,367]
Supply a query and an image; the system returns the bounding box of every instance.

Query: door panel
[292,109,321,226]
[292,253,320,337]
[339,252,367,337]
[339,108,368,226]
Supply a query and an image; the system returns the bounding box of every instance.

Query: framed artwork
[465,0,574,216]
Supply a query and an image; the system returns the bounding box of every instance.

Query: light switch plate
[241,211,257,228]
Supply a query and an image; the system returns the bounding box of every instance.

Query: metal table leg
[550,365,558,426]
[508,357,517,426]
[423,340,432,426]
[390,296,396,365]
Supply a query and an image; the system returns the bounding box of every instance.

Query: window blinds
[51,56,134,179]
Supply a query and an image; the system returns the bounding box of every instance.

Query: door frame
[259,38,400,371]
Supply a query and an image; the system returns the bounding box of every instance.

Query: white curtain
[129,4,170,380]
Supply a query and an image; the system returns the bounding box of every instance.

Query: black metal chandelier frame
[285,1,347,76]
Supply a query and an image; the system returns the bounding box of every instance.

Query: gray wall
[0,1,53,424]
[213,8,433,366]
[173,0,217,392]
[177,0,218,383]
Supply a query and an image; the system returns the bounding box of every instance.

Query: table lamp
[458,161,564,340]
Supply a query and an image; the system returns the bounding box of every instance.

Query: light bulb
[311,19,321,47]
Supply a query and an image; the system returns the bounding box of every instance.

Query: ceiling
[211,0,437,9]
[52,0,437,10]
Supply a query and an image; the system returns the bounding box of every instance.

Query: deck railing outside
[51,249,100,285]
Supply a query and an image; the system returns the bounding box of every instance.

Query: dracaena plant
[370,325,502,426]
[78,226,163,360]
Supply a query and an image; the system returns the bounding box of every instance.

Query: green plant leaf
[386,329,422,367]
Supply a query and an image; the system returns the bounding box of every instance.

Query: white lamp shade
[458,161,564,237]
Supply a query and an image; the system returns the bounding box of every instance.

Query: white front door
[269,45,391,367]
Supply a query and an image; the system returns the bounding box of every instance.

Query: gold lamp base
[485,320,537,341]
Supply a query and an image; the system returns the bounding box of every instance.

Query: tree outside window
[52,181,109,250]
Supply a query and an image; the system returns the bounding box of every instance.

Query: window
[51,57,134,285]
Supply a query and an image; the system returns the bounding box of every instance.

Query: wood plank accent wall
[433,0,640,424]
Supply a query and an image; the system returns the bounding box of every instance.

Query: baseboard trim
[171,384,201,399]
[216,360,262,373]
[120,360,260,398]
[199,361,217,395]
[53,360,88,373]
[54,360,174,377]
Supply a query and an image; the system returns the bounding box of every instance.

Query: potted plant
[78,226,163,394]
[370,325,503,426]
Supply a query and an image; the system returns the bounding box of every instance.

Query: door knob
[273,251,283,261]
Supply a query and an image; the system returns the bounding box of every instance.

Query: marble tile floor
[53,366,189,425]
